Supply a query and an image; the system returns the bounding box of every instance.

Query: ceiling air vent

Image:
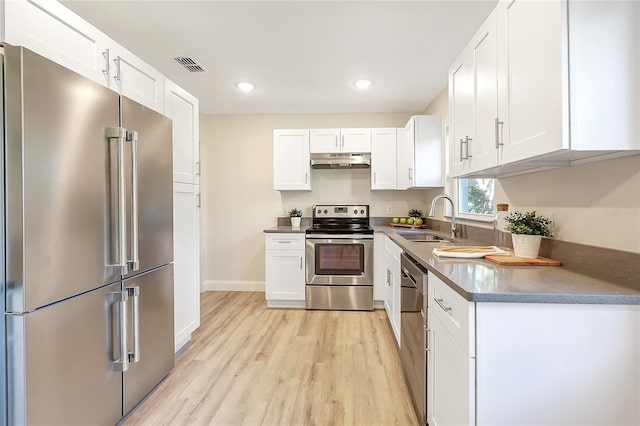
[173,56,207,73]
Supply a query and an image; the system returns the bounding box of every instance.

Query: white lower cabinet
[173,182,201,352]
[427,272,640,425]
[382,235,402,346]
[265,234,305,307]
[373,234,386,304]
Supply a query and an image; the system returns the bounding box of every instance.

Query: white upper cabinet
[4,0,111,86]
[399,115,444,189]
[310,128,371,153]
[3,0,169,114]
[273,129,311,191]
[496,0,563,164]
[449,10,499,177]
[371,128,399,190]
[165,79,200,184]
[109,44,165,114]
[450,0,640,178]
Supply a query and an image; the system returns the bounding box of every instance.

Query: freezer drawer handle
[113,290,129,372]
[127,130,140,272]
[105,127,129,276]
[127,286,141,363]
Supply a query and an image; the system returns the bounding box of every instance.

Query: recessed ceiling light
[354,79,373,89]
[236,82,255,92]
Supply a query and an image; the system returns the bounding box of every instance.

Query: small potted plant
[505,210,553,258]
[288,208,303,228]
[407,209,424,226]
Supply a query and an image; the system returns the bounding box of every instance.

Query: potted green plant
[505,210,553,258]
[288,208,303,228]
[407,209,424,226]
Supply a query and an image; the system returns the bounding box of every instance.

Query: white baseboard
[267,300,306,309]
[201,280,265,292]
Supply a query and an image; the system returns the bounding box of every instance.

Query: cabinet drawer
[265,234,305,250]
[428,273,475,356]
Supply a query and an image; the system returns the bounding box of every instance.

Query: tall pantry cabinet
[165,80,201,352]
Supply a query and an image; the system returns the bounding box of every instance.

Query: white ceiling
[62,1,496,115]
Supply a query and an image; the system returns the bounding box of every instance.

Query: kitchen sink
[396,231,452,243]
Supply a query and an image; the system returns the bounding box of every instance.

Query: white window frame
[453,178,495,223]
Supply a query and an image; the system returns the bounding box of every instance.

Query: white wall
[425,87,640,253]
[200,112,441,288]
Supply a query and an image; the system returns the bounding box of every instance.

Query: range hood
[310,153,371,169]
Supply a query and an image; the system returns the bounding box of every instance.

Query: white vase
[290,217,301,228]
[511,234,542,258]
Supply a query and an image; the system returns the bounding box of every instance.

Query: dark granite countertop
[373,226,640,305]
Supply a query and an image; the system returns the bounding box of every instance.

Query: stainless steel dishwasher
[400,253,427,425]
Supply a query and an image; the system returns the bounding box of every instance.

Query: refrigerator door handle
[126,286,141,363]
[105,127,128,276]
[127,130,140,271]
[113,290,129,372]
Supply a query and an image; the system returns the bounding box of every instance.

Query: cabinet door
[427,310,475,426]
[165,79,200,184]
[497,0,564,164]
[341,128,372,153]
[448,50,474,178]
[398,118,415,189]
[273,129,311,190]
[371,128,398,190]
[265,249,305,301]
[373,233,387,301]
[469,10,499,173]
[110,44,165,113]
[310,129,340,153]
[173,182,200,351]
[4,0,111,87]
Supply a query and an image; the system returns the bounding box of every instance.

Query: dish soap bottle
[494,203,509,248]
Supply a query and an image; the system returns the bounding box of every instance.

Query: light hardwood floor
[124,292,419,426]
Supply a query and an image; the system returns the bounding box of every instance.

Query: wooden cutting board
[484,252,562,266]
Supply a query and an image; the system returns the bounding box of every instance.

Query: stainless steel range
[305,205,374,311]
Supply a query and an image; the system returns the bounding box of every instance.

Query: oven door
[305,235,373,285]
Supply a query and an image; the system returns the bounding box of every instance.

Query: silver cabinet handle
[113,57,121,82]
[341,134,344,150]
[305,172,309,184]
[434,297,452,312]
[335,136,339,150]
[373,172,377,185]
[425,327,431,352]
[460,136,473,160]
[196,161,200,176]
[300,257,303,270]
[386,269,391,286]
[112,290,129,372]
[105,127,128,275]
[102,49,110,77]
[126,286,140,363]
[408,168,412,180]
[495,118,504,148]
[127,131,140,272]
[196,193,201,208]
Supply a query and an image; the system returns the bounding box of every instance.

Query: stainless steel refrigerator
[0,45,175,425]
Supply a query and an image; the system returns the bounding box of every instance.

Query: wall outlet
[386,205,393,215]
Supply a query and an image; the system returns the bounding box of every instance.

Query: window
[457,178,495,217]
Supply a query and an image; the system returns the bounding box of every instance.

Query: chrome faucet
[429,194,457,239]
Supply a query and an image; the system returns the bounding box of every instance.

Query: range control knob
[317,209,321,214]
[360,209,365,214]
[324,209,328,214]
